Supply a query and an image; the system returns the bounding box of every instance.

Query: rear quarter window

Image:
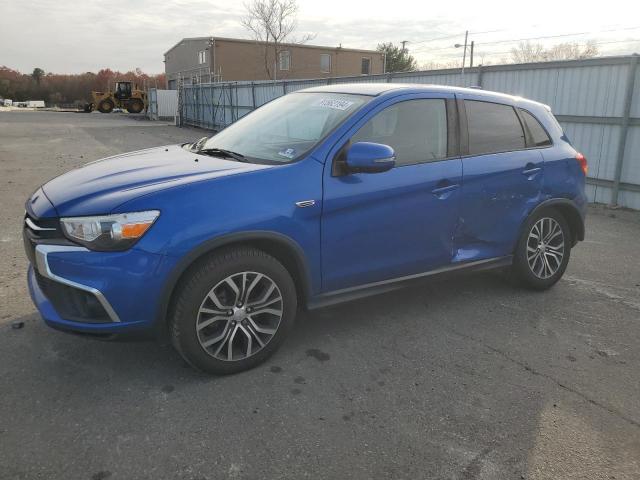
[519,109,552,147]
[465,100,525,155]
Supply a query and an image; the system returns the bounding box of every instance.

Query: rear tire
[169,247,297,375]
[97,99,114,113]
[511,208,571,290]
[127,99,144,114]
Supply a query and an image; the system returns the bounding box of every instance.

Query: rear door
[456,95,544,261]
[321,93,462,292]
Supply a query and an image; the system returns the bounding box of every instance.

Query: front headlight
[60,210,160,251]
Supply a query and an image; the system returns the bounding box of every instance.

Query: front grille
[23,214,73,267]
[25,213,111,324]
[23,214,65,241]
[35,271,111,323]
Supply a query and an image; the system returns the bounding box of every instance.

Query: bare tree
[510,42,547,63]
[511,40,599,63]
[420,60,461,70]
[545,40,599,60]
[241,0,314,80]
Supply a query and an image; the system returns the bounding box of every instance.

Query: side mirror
[345,142,395,174]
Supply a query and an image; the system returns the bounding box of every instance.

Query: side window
[465,100,525,155]
[520,109,552,147]
[361,57,371,75]
[320,54,331,73]
[351,99,448,166]
[279,51,291,71]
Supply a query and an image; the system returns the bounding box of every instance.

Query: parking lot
[1,110,639,479]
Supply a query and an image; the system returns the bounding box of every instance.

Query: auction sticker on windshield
[313,98,355,110]
[278,148,296,159]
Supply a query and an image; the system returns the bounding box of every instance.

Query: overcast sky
[1,0,639,74]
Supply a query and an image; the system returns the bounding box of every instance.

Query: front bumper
[27,243,171,334]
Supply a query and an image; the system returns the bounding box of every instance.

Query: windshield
[202,92,370,163]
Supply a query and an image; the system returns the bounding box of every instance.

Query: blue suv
[24,84,587,374]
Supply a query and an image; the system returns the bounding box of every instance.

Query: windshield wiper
[197,148,248,162]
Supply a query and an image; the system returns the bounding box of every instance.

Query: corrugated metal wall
[180,55,640,209]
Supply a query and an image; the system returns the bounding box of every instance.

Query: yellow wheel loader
[84,81,147,114]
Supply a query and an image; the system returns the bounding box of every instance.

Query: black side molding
[307,255,513,310]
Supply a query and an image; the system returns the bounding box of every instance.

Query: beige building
[164,37,385,88]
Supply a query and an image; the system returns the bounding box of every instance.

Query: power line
[454,38,638,57]
[421,38,640,61]
[479,26,640,46]
[410,25,640,54]
[410,29,504,46]
[409,33,466,46]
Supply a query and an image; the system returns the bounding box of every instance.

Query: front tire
[97,99,114,113]
[169,247,297,375]
[512,209,571,290]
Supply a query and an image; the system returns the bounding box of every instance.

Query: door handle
[431,183,460,197]
[522,165,542,176]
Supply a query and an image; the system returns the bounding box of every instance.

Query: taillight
[575,153,588,175]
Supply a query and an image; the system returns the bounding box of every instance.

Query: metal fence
[179,55,640,209]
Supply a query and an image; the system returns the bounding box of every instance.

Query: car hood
[41,145,273,217]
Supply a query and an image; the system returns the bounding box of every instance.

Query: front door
[321,94,462,292]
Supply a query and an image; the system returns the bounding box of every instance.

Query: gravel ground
[1,111,639,480]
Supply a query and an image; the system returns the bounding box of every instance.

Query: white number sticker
[313,98,355,111]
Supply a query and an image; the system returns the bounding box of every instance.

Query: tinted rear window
[465,100,525,155]
[520,109,552,147]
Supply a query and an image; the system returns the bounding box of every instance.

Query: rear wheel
[512,209,571,290]
[127,99,144,114]
[97,99,114,113]
[169,247,297,374]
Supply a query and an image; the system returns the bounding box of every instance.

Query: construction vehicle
[84,81,147,114]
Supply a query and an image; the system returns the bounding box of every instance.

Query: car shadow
[2,270,520,381]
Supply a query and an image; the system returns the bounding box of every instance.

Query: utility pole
[470,40,475,68]
[397,40,410,72]
[400,40,409,66]
[461,30,469,75]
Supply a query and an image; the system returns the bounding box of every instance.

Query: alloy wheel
[526,217,565,279]
[196,271,283,361]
